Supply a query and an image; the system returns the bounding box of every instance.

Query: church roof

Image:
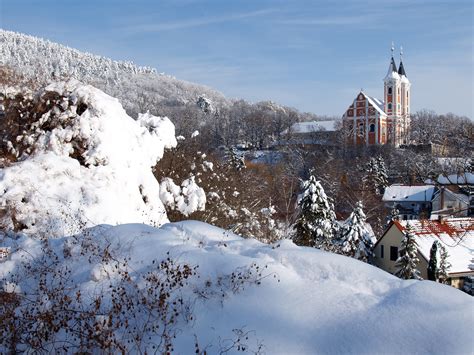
[385,56,400,81]
[398,60,407,77]
[360,92,386,116]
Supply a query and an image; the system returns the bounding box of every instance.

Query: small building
[373,218,474,289]
[280,120,339,146]
[382,184,436,220]
[432,187,470,218]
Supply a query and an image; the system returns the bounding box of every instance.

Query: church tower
[398,46,411,144]
[384,43,402,145]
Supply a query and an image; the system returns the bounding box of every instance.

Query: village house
[342,45,411,147]
[280,120,340,146]
[382,184,436,220]
[431,187,471,218]
[373,218,474,290]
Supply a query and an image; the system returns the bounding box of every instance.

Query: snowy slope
[1,221,472,354]
[0,29,230,113]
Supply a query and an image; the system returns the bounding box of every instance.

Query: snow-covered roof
[395,218,474,274]
[364,93,386,116]
[437,173,474,185]
[281,120,338,135]
[383,185,436,202]
[433,188,470,205]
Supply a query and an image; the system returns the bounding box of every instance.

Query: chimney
[440,186,445,210]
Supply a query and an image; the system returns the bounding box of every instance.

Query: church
[342,46,411,147]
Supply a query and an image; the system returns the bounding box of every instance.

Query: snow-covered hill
[0,81,472,353]
[0,29,230,114]
[1,221,472,353]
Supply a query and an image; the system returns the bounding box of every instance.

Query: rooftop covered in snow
[394,218,474,274]
[383,185,436,203]
[281,120,339,135]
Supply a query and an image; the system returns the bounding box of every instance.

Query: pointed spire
[384,42,400,81]
[398,46,407,77]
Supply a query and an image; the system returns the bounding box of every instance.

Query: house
[280,120,339,146]
[431,187,470,218]
[427,173,474,216]
[373,218,474,289]
[342,45,410,147]
[382,184,436,220]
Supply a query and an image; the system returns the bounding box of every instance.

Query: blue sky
[1,0,473,117]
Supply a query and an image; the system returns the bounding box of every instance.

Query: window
[388,103,392,110]
[381,245,384,259]
[388,87,392,94]
[369,124,375,132]
[390,246,398,261]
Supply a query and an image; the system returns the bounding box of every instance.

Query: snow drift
[1,221,472,353]
[0,80,180,236]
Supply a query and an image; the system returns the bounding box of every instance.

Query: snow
[1,220,472,354]
[396,219,474,274]
[383,184,436,202]
[281,120,338,134]
[437,173,474,185]
[365,94,386,115]
[0,81,185,236]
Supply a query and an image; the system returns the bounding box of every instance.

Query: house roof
[437,173,474,185]
[382,184,436,202]
[392,218,474,274]
[281,120,338,135]
[433,188,470,205]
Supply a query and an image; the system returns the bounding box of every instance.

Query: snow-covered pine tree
[293,175,337,250]
[225,147,246,171]
[438,244,452,284]
[340,201,374,262]
[375,156,389,194]
[388,205,400,224]
[394,225,422,280]
[363,156,389,195]
[427,241,439,281]
[462,257,474,295]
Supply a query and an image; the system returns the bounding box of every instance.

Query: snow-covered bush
[0,80,209,237]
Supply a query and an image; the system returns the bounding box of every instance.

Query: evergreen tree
[225,146,246,171]
[394,225,422,280]
[363,156,389,195]
[375,156,389,193]
[438,244,452,284]
[427,241,439,281]
[293,175,337,250]
[340,201,375,262]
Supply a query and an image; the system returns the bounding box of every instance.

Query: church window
[388,87,392,94]
[369,124,375,132]
[388,103,392,110]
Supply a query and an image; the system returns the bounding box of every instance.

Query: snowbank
[1,220,472,354]
[0,81,178,236]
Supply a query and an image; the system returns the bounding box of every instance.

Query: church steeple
[385,42,400,81]
[398,46,407,77]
